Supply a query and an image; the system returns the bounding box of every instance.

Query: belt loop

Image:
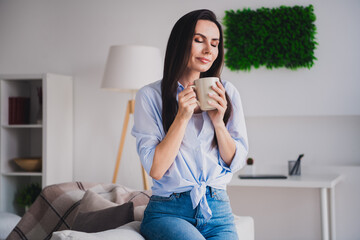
[209,186,213,198]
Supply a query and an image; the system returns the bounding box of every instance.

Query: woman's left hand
[207,81,227,128]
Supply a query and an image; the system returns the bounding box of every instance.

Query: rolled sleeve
[219,137,248,173]
[131,87,163,175]
[218,81,249,173]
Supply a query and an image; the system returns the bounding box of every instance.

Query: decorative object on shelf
[223,5,317,71]
[36,87,43,124]
[13,158,42,172]
[288,154,304,176]
[15,183,41,211]
[242,157,256,175]
[247,157,254,165]
[8,97,30,124]
[101,45,162,189]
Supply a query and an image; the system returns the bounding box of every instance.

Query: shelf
[0,73,73,215]
[0,127,42,172]
[2,172,42,177]
[2,124,42,128]
[0,74,43,80]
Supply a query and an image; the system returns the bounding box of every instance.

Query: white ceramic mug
[191,77,220,111]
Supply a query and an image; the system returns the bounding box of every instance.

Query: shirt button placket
[196,145,203,171]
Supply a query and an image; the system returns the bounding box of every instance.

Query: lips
[197,57,211,64]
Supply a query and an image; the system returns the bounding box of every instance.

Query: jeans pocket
[150,194,175,202]
[213,189,230,202]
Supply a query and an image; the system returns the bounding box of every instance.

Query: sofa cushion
[77,189,117,212]
[51,221,144,240]
[76,189,146,221]
[72,202,134,233]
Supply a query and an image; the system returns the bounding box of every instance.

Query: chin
[195,66,212,73]
[188,62,213,74]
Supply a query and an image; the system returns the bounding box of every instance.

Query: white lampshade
[101,45,163,92]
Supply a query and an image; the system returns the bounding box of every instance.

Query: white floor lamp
[101,45,162,190]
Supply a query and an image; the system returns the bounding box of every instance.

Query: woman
[131,9,248,240]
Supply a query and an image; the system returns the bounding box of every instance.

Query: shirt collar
[176,81,185,102]
[177,81,185,90]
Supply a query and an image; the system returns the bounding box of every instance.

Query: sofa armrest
[233,215,254,240]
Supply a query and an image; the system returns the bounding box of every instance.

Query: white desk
[229,173,343,240]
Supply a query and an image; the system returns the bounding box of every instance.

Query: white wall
[0,0,359,239]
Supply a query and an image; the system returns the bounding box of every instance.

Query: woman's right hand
[176,86,197,121]
[151,85,197,180]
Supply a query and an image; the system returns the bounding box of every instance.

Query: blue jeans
[140,187,238,240]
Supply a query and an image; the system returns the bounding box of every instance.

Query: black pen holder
[288,160,301,176]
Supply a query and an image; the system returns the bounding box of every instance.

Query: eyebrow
[194,33,220,41]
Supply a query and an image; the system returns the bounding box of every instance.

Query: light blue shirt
[131,80,248,220]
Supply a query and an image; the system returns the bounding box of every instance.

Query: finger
[184,85,196,93]
[181,91,196,103]
[178,86,194,97]
[189,101,198,109]
[179,95,197,110]
[184,101,198,113]
[179,86,195,98]
[187,97,197,105]
[212,84,225,99]
[216,81,225,91]
[209,92,227,108]
[207,99,225,112]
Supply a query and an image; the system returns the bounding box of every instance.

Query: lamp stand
[112,99,150,190]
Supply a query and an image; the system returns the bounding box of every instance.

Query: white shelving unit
[0,73,73,215]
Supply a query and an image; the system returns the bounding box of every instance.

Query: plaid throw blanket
[7,182,151,240]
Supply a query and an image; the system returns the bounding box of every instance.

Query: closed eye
[211,40,220,48]
[195,38,218,48]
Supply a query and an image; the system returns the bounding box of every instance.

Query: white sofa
[0,212,21,240]
[7,182,254,240]
[51,215,254,240]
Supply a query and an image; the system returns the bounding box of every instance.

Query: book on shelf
[9,97,30,125]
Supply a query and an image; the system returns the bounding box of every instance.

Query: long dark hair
[161,9,232,144]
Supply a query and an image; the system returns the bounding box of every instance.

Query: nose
[202,42,212,55]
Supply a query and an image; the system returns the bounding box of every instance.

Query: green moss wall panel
[224,5,318,71]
